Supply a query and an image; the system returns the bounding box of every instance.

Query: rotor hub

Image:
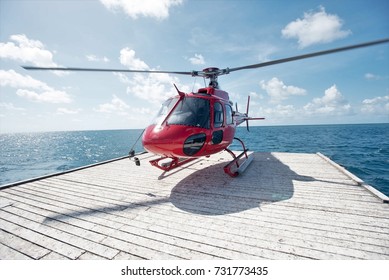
[195,67,230,88]
[202,67,220,88]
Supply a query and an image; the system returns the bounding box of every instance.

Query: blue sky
[1,0,388,133]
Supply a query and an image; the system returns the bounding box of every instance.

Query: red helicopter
[141,67,265,177]
[23,39,389,177]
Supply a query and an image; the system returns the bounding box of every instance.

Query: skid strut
[223,137,254,177]
[149,156,195,172]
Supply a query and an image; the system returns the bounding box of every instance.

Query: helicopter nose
[142,124,207,157]
[142,125,181,156]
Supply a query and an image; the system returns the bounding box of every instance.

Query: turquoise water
[1,123,388,196]
[0,129,144,185]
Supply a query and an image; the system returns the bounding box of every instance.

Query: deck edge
[316,152,389,203]
[0,154,139,190]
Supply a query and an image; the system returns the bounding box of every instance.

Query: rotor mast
[193,67,230,89]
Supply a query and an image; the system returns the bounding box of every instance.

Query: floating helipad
[0,152,388,260]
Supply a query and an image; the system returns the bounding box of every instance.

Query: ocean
[1,123,388,196]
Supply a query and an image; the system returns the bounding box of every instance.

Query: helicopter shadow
[170,153,315,215]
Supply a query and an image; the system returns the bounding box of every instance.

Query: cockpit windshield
[153,98,177,125]
[153,97,210,129]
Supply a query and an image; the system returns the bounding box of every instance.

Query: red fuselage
[142,87,237,158]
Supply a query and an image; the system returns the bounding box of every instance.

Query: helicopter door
[212,102,224,144]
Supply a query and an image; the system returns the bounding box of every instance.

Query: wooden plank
[0,207,119,259]
[113,251,145,260]
[101,236,183,260]
[0,217,84,259]
[0,151,388,260]
[0,242,32,260]
[140,210,388,259]
[40,251,70,260]
[118,223,274,260]
[10,177,380,234]
[143,207,389,249]
[77,252,109,260]
[0,189,128,230]
[0,229,50,259]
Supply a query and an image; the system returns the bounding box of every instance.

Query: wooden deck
[0,151,388,260]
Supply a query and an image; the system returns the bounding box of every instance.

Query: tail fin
[244,95,265,132]
[234,95,265,131]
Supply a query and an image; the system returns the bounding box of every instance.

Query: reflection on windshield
[154,97,210,129]
[153,98,177,125]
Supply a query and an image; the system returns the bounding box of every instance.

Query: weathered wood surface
[0,152,388,260]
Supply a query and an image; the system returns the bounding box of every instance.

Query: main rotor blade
[22,66,193,76]
[22,38,388,77]
[228,38,389,73]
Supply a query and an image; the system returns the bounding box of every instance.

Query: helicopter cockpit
[154,97,210,128]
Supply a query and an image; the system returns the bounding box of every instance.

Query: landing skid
[223,137,254,177]
[149,156,196,171]
[149,137,254,177]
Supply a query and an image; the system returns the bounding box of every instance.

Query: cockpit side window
[225,104,233,125]
[214,102,224,128]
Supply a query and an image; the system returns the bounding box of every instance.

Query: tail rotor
[233,96,265,129]
[246,96,251,131]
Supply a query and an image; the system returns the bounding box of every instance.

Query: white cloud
[16,89,72,104]
[281,6,351,48]
[264,104,297,117]
[132,107,153,115]
[0,69,52,91]
[86,54,110,62]
[116,48,193,104]
[0,102,25,112]
[125,72,183,104]
[0,34,60,67]
[124,70,197,105]
[0,69,72,104]
[256,43,279,62]
[56,108,81,115]
[95,94,130,113]
[365,73,377,80]
[100,0,183,20]
[249,91,264,100]
[304,85,351,115]
[189,28,215,47]
[364,73,388,81]
[114,72,131,84]
[188,54,205,65]
[120,48,149,70]
[361,95,389,114]
[260,77,306,104]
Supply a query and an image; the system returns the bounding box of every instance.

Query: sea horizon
[1,121,388,135]
[1,123,388,198]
